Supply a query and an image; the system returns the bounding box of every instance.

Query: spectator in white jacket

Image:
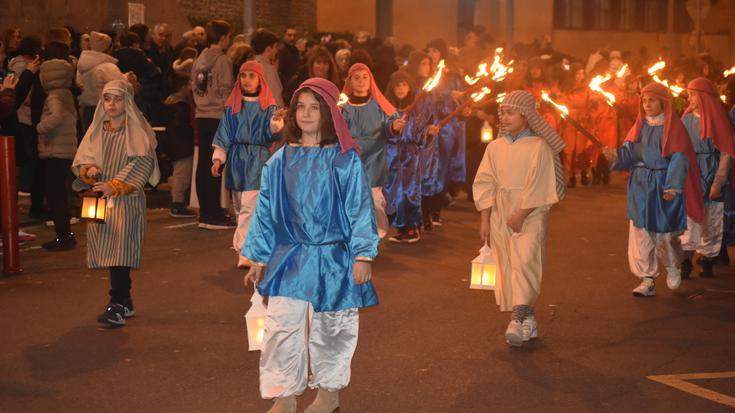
[76,32,125,133]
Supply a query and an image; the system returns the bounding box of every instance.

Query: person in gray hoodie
[191,20,235,230]
[37,58,78,251]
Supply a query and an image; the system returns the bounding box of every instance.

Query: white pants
[680,201,724,258]
[628,221,682,280]
[260,296,359,399]
[372,187,389,239]
[232,190,259,252]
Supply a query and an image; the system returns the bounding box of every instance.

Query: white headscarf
[72,79,160,186]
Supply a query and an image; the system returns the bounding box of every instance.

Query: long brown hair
[286,87,338,147]
[306,46,341,86]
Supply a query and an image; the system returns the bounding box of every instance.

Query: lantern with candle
[481,121,493,143]
[245,291,267,351]
[80,191,107,223]
[470,244,496,290]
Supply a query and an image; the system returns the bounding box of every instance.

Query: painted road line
[647,371,735,408]
[164,222,198,229]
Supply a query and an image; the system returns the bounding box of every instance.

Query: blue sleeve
[213,108,234,149]
[383,111,400,140]
[241,163,275,264]
[664,152,688,191]
[343,151,379,259]
[612,141,635,171]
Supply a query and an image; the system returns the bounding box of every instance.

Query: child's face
[393,81,410,100]
[574,69,585,84]
[642,94,663,117]
[687,92,700,112]
[295,91,321,135]
[349,70,370,96]
[239,70,259,94]
[499,105,528,135]
[426,47,441,66]
[103,92,125,119]
[312,59,330,79]
[418,58,431,78]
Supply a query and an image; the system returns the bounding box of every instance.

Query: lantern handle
[250,290,265,307]
[479,243,493,254]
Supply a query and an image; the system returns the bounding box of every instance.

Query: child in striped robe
[72,79,159,328]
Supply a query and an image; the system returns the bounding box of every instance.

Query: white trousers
[372,187,388,239]
[628,221,682,279]
[260,296,359,399]
[232,190,259,253]
[680,201,724,258]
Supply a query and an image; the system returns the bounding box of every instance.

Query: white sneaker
[505,320,524,347]
[522,316,538,341]
[632,278,655,297]
[666,270,681,290]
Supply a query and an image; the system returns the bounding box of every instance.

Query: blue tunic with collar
[681,112,723,205]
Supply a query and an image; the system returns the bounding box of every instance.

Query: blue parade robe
[419,91,445,197]
[612,122,689,233]
[241,144,379,312]
[443,74,467,185]
[341,98,399,188]
[385,108,426,229]
[213,100,282,191]
[682,113,723,205]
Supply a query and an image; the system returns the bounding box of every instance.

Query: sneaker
[45,217,80,227]
[237,255,252,269]
[18,230,36,242]
[430,213,443,227]
[121,298,135,318]
[97,303,126,327]
[666,270,681,290]
[389,228,421,244]
[170,203,197,218]
[522,316,538,342]
[632,278,655,297]
[42,233,77,251]
[681,258,693,280]
[198,216,236,230]
[505,320,524,347]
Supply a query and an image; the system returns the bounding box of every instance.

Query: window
[554,0,686,32]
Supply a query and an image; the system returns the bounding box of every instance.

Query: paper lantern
[80,192,107,223]
[481,120,494,143]
[470,244,496,290]
[245,291,267,351]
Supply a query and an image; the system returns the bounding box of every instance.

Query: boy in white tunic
[473,90,562,347]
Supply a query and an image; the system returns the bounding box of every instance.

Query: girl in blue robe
[340,63,403,240]
[242,78,378,413]
[212,61,285,268]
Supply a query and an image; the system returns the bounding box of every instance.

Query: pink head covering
[342,63,396,116]
[292,78,361,154]
[225,61,277,113]
[625,82,704,223]
[684,77,735,158]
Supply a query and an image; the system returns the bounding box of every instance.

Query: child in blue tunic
[340,63,405,239]
[242,78,378,413]
[679,77,734,278]
[605,83,703,297]
[212,61,285,268]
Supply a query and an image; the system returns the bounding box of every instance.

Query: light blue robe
[612,122,689,233]
[242,144,379,312]
[341,98,399,187]
[213,101,281,191]
[682,113,723,205]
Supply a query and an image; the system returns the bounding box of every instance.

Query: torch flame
[589,74,616,106]
[616,64,629,78]
[464,63,489,85]
[721,95,728,103]
[647,60,666,75]
[496,93,506,103]
[724,65,735,78]
[470,87,492,103]
[541,90,569,117]
[464,48,514,85]
[651,75,684,97]
[422,59,445,92]
[337,93,349,107]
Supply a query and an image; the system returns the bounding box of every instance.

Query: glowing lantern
[481,121,493,143]
[470,244,496,290]
[80,192,107,223]
[245,291,267,351]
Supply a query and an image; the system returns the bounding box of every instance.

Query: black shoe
[198,216,236,230]
[97,303,126,327]
[568,176,576,188]
[431,213,443,227]
[700,258,715,278]
[120,298,135,318]
[42,233,77,251]
[580,170,590,186]
[681,258,692,280]
[170,203,197,218]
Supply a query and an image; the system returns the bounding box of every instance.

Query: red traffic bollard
[0,136,21,275]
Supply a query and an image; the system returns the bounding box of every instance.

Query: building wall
[317,0,376,35]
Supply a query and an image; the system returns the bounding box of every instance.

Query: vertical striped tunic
[85,124,155,269]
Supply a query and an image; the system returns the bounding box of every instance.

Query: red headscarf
[342,63,396,116]
[293,78,361,154]
[625,82,704,222]
[684,77,735,158]
[225,61,277,113]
